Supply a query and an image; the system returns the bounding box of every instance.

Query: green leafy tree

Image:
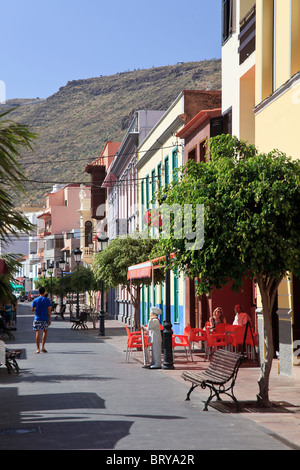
[93,235,164,329]
[153,135,300,406]
[35,275,60,297]
[70,264,97,293]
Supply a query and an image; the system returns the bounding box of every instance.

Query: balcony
[238,5,256,65]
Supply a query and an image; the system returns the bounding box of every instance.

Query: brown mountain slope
[3,60,221,202]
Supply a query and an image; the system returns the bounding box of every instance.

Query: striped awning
[127,261,153,280]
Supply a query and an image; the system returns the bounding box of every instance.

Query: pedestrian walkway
[0,303,299,451]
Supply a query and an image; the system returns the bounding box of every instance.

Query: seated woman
[209,307,226,329]
[4,299,14,327]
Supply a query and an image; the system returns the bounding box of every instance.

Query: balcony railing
[83,247,93,258]
[238,5,256,65]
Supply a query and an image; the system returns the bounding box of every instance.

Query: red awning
[127,261,153,280]
[127,254,175,280]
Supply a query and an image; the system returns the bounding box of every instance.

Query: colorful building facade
[222,0,300,376]
[136,90,222,333]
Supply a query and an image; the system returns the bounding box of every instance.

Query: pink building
[38,184,91,272]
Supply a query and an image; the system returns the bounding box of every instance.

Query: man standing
[31,286,52,354]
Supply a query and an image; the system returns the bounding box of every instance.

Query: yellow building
[222,0,300,376]
[136,90,221,332]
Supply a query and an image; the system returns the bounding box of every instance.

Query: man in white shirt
[232,304,251,326]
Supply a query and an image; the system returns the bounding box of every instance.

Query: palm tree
[0,109,37,300]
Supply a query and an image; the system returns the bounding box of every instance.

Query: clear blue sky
[2,0,221,100]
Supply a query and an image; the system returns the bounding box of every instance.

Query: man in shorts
[31,286,52,354]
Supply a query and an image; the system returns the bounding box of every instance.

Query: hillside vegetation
[2,60,221,203]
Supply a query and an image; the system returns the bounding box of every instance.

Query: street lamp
[162,254,174,369]
[59,256,65,312]
[73,248,82,319]
[48,262,54,303]
[98,237,109,336]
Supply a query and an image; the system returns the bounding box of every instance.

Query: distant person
[4,298,14,327]
[232,304,251,326]
[12,294,18,325]
[31,286,52,354]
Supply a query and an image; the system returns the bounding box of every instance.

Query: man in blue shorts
[31,286,52,354]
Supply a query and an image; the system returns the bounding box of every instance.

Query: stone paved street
[0,303,299,452]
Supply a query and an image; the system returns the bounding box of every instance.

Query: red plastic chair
[185,324,207,351]
[227,323,258,359]
[172,334,193,361]
[205,322,228,360]
[125,325,149,363]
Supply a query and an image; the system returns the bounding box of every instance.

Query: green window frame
[146,175,150,208]
[172,147,178,181]
[141,180,144,229]
[157,163,162,189]
[164,156,169,186]
[151,169,156,205]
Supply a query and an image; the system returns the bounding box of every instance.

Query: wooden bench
[5,349,22,374]
[70,311,88,330]
[181,348,244,411]
[54,304,66,320]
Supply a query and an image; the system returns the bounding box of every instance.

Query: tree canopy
[152,135,300,405]
[93,235,165,328]
[93,234,164,291]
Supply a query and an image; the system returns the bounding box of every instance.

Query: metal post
[163,254,174,369]
[99,279,105,336]
[50,273,53,304]
[76,289,80,319]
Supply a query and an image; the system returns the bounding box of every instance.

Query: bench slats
[181,348,244,411]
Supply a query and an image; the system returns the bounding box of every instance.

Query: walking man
[31,286,52,354]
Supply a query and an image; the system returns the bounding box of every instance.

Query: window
[55,238,64,249]
[145,175,150,208]
[151,169,156,205]
[157,163,162,189]
[46,238,54,250]
[199,140,206,163]
[188,147,196,161]
[141,180,144,228]
[85,220,93,247]
[222,0,233,44]
[172,148,178,181]
[291,0,300,77]
[164,156,169,186]
[223,107,232,135]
